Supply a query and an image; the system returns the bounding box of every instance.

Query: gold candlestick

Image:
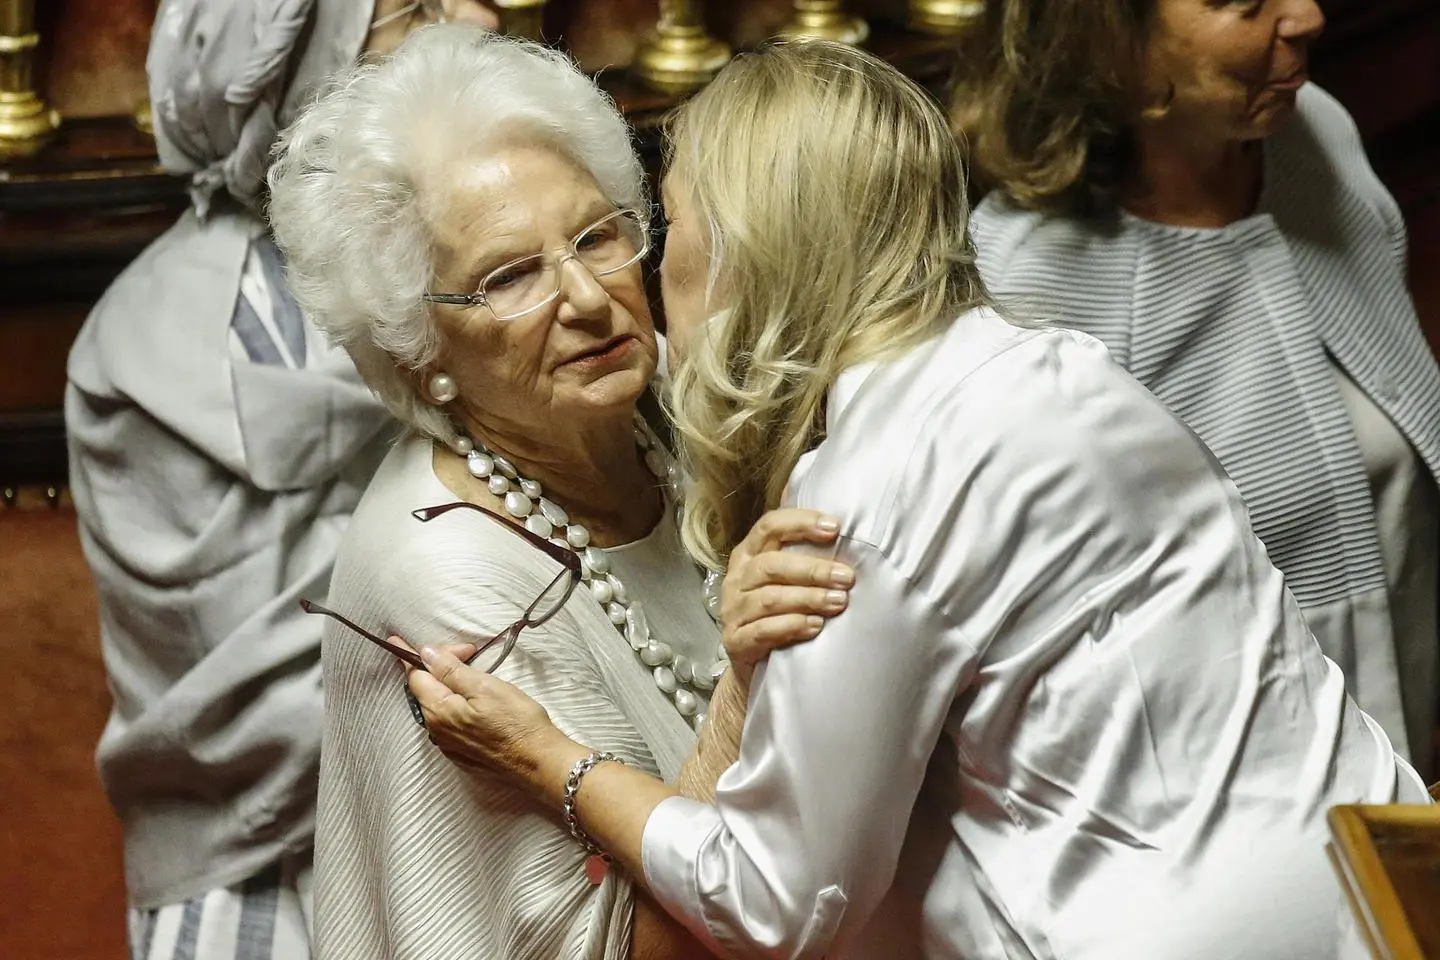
[633,0,730,95]
[0,0,60,156]
[134,97,153,135]
[907,0,983,36]
[776,1,868,46]
[134,0,157,136]
[494,0,546,41]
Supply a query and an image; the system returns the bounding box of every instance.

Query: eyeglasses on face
[299,501,583,677]
[422,208,650,321]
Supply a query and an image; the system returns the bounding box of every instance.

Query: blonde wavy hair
[667,40,990,572]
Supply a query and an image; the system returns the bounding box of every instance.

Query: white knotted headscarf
[148,0,372,216]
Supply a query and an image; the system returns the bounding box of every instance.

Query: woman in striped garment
[67,3,494,960]
[958,0,1440,779]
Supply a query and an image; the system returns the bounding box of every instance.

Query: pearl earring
[428,372,458,404]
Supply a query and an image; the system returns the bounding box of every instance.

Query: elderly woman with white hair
[408,40,1430,960]
[266,24,845,960]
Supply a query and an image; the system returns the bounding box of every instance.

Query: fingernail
[825,589,848,606]
[816,517,839,534]
[806,615,824,634]
[420,645,439,666]
[830,565,854,587]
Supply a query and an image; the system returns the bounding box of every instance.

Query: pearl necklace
[452,415,727,729]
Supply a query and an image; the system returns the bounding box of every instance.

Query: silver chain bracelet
[563,751,624,855]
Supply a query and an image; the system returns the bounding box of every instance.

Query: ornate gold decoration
[907,0,984,36]
[494,0,547,41]
[134,0,157,136]
[633,1,730,95]
[777,1,868,45]
[134,97,153,136]
[0,0,60,156]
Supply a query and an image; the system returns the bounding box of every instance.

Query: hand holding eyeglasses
[407,643,559,782]
[305,501,855,749]
[404,507,854,780]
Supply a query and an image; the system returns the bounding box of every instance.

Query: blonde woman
[407,41,1428,959]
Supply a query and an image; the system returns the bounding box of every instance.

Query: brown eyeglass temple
[412,501,584,573]
[298,598,427,669]
[300,502,580,675]
[299,597,512,672]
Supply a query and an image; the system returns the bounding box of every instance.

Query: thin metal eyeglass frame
[369,0,444,31]
[421,208,650,320]
[298,501,582,675]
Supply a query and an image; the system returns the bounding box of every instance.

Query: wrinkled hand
[387,635,477,670]
[403,644,559,790]
[722,508,854,686]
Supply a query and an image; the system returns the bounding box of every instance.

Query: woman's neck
[1123,124,1263,229]
[442,408,664,547]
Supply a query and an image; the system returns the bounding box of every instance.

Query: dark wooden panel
[0,8,1434,491]
[0,304,87,410]
[0,116,188,310]
[0,410,67,489]
[1312,1,1440,141]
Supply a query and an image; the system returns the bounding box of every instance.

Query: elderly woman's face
[422,146,657,429]
[1144,0,1324,141]
[658,173,708,373]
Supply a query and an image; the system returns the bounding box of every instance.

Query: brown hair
[952,0,1158,216]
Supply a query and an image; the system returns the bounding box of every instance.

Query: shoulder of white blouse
[803,320,1123,555]
[341,454,575,610]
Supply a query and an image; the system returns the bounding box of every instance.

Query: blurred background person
[959,0,1440,779]
[63,2,495,958]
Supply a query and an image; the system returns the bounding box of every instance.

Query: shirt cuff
[641,795,724,940]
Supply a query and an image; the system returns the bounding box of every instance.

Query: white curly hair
[267,24,647,445]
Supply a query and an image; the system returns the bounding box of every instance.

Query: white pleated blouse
[642,307,1428,960]
[312,434,718,959]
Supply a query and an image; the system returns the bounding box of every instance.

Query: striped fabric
[119,234,322,960]
[128,854,313,960]
[229,234,313,370]
[970,84,1440,766]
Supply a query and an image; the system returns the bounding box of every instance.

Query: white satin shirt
[641,307,1428,959]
